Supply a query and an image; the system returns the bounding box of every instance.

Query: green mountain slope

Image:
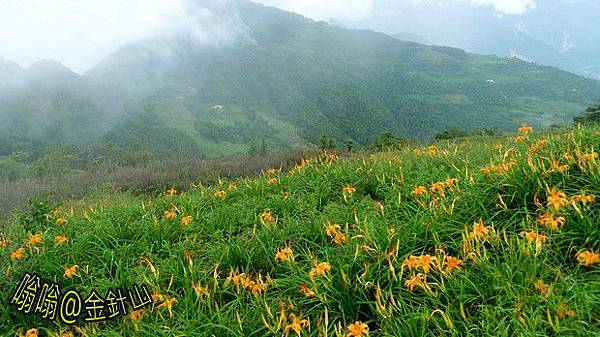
[1,0,600,159]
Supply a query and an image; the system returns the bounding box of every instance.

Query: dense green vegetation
[1,0,600,172]
[1,125,599,336]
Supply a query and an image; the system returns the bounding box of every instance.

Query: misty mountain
[337,0,600,80]
[1,0,600,160]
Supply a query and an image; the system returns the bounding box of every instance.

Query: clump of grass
[1,126,599,336]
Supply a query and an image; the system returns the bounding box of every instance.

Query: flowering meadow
[1,125,599,336]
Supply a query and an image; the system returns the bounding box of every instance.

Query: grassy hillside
[2,125,599,336]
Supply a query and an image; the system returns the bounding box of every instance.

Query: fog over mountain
[331,0,600,80]
[0,0,599,162]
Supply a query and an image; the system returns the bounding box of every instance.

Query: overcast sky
[0,0,537,72]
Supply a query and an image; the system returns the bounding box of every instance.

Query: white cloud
[470,0,536,15]
[403,0,536,15]
[254,0,376,20]
[0,0,537,72]
[0,0,187,72]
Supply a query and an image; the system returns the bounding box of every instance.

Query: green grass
[1,126,599,336]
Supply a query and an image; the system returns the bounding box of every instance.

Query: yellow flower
[404,273,428,292]
[310,262,332,279]
[181,215,193,226]
[547,187,569,211]
[164,209,177,220]
[443,256,464,274]
[55,217,67,225]
[299,284,316,298]
[266,168,277,175]
[10,248,26,261]
[412,186,427,197]
[346,321,369,337]
[51,209,62,216]
[515,135,525,143]
[284,313,309,337]
[214,190,227,198]
[228,182,237,190]
[427,145,438,156]
[577,250,600,267]
[166,187,177,196]
[537,214,565,231]
[54,236,69,245]
[27,233,43,247]
[343,185,356,195]
[267,177,279,185]
[518,123,533,135]
[64,265,79,279]
[275,247,294,263]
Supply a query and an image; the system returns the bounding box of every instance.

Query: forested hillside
[1,0,600,174]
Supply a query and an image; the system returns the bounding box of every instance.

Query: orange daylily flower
[534,279,551,297]
[412,186,427,197]
[27,233,43,247]
[191,282,209,297]
[214,190,227,198]
[64,265,79,279]
[164,209,177,220]
[299,284,316,298]
[181,215,193,226]
[275,247,294,262]
[54,236,69,245]
[556,303,576,320]
[430,182,445,197]
[547,187,569,211]
[260,211,275,227]
[346,321,369,337]
[11,248,26,261]
[537,214,565,231]
[404,273,428,292]
[518,123,533,135]
[166,188,177,196]
[577,250,600,267]
[284,313,309,337]
[443,256,464,274]
[468,219,495,240]
[309,262,332,279]
[157,296,177,318]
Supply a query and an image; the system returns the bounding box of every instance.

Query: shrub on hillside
[574,104,600,125]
